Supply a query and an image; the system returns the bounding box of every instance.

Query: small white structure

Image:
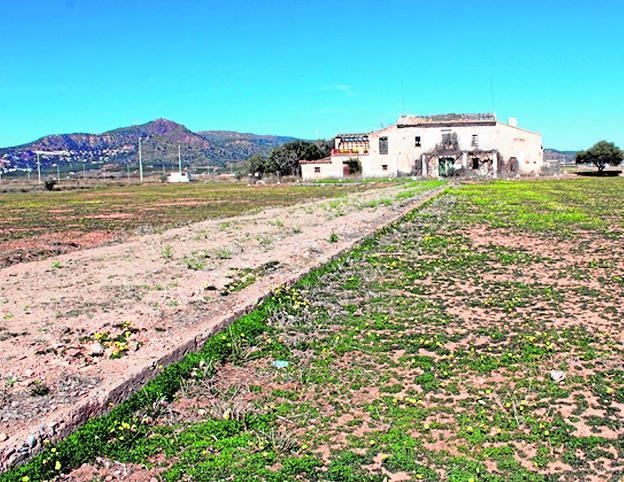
[299,157,344,180]
[167,172,191,183]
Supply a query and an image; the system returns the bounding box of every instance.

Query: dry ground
[3,178,623,481]
[0,181,382,267]
[0,179,442,472]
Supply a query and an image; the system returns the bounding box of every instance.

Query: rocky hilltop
[0,119,295,170]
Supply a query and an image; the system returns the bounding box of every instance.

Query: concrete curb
[1,184,447,472]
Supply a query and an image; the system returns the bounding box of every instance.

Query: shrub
[44,177,57,191]
[345,157,362,175]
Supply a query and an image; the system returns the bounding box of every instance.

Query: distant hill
[196,131,296,164]
[0,119,296,171]
[544,148,577,163]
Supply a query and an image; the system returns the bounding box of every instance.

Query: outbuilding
[167,172,191,183]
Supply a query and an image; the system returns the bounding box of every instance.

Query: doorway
[438,157,455,177]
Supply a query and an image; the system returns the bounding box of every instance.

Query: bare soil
[0,182,441,469]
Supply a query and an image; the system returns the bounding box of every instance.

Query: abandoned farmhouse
[300,113,543,180]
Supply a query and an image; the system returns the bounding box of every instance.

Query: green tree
[576,141,623,173]
[345,157,362,175]
[267,147,299,176]
[242,140,333,177]
[315,138,334,158]
[267,141,327,176]
[247,154,268,175]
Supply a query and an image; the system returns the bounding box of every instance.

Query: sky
[1,0,623,150]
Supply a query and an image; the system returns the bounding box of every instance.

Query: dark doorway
[438,157,455,177]
[414,157,423,176]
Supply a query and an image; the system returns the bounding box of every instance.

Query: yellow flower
[55,460,61,470]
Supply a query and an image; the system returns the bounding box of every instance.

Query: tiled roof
[335,133,369,138]
[397,113,497,126]
[299,157,332,165]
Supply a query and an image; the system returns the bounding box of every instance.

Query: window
[472,158,480,169]
[415,136,421,147]
[379,136,388,155]
[382,164,388,171]
[314,166,321,173]
[472,134,479,147]
[441,129,451,144]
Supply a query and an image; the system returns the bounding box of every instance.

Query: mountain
[544,148,577,163]
[0,119,296,171]
[197,131,296,162]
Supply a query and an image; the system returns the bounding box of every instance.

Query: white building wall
[362,121,542,177]
[364,126,400,177]
[301,157,344,181]
[492,122,543,175]
[302,115,543,180]
[168,172,191,183]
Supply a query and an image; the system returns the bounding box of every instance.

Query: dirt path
[0,181,444,469]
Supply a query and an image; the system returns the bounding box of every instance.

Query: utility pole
[27,169,31,182]
[178,143,182,175]
[56,164,60,181]
[138,137,144,183]
[36,153,42,184]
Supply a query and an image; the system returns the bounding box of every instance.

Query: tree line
[239,140,333,178]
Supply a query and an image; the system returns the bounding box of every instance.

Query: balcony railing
[332,148,369,156]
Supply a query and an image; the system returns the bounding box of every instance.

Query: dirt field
[2,178,623,481]
[0,182,382,267]
[0,179,444,475]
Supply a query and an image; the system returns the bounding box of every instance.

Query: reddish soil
[0,231,119,268]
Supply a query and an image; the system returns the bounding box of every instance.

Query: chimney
[508,117,518,127]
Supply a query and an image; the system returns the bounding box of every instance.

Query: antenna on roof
[489,75,497,116]
[401,79,405,115]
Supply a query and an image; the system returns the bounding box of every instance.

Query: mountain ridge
[0,119,297,170]
[543,148,577,163]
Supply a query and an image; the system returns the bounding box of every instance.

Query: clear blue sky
[1,0,623,150]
